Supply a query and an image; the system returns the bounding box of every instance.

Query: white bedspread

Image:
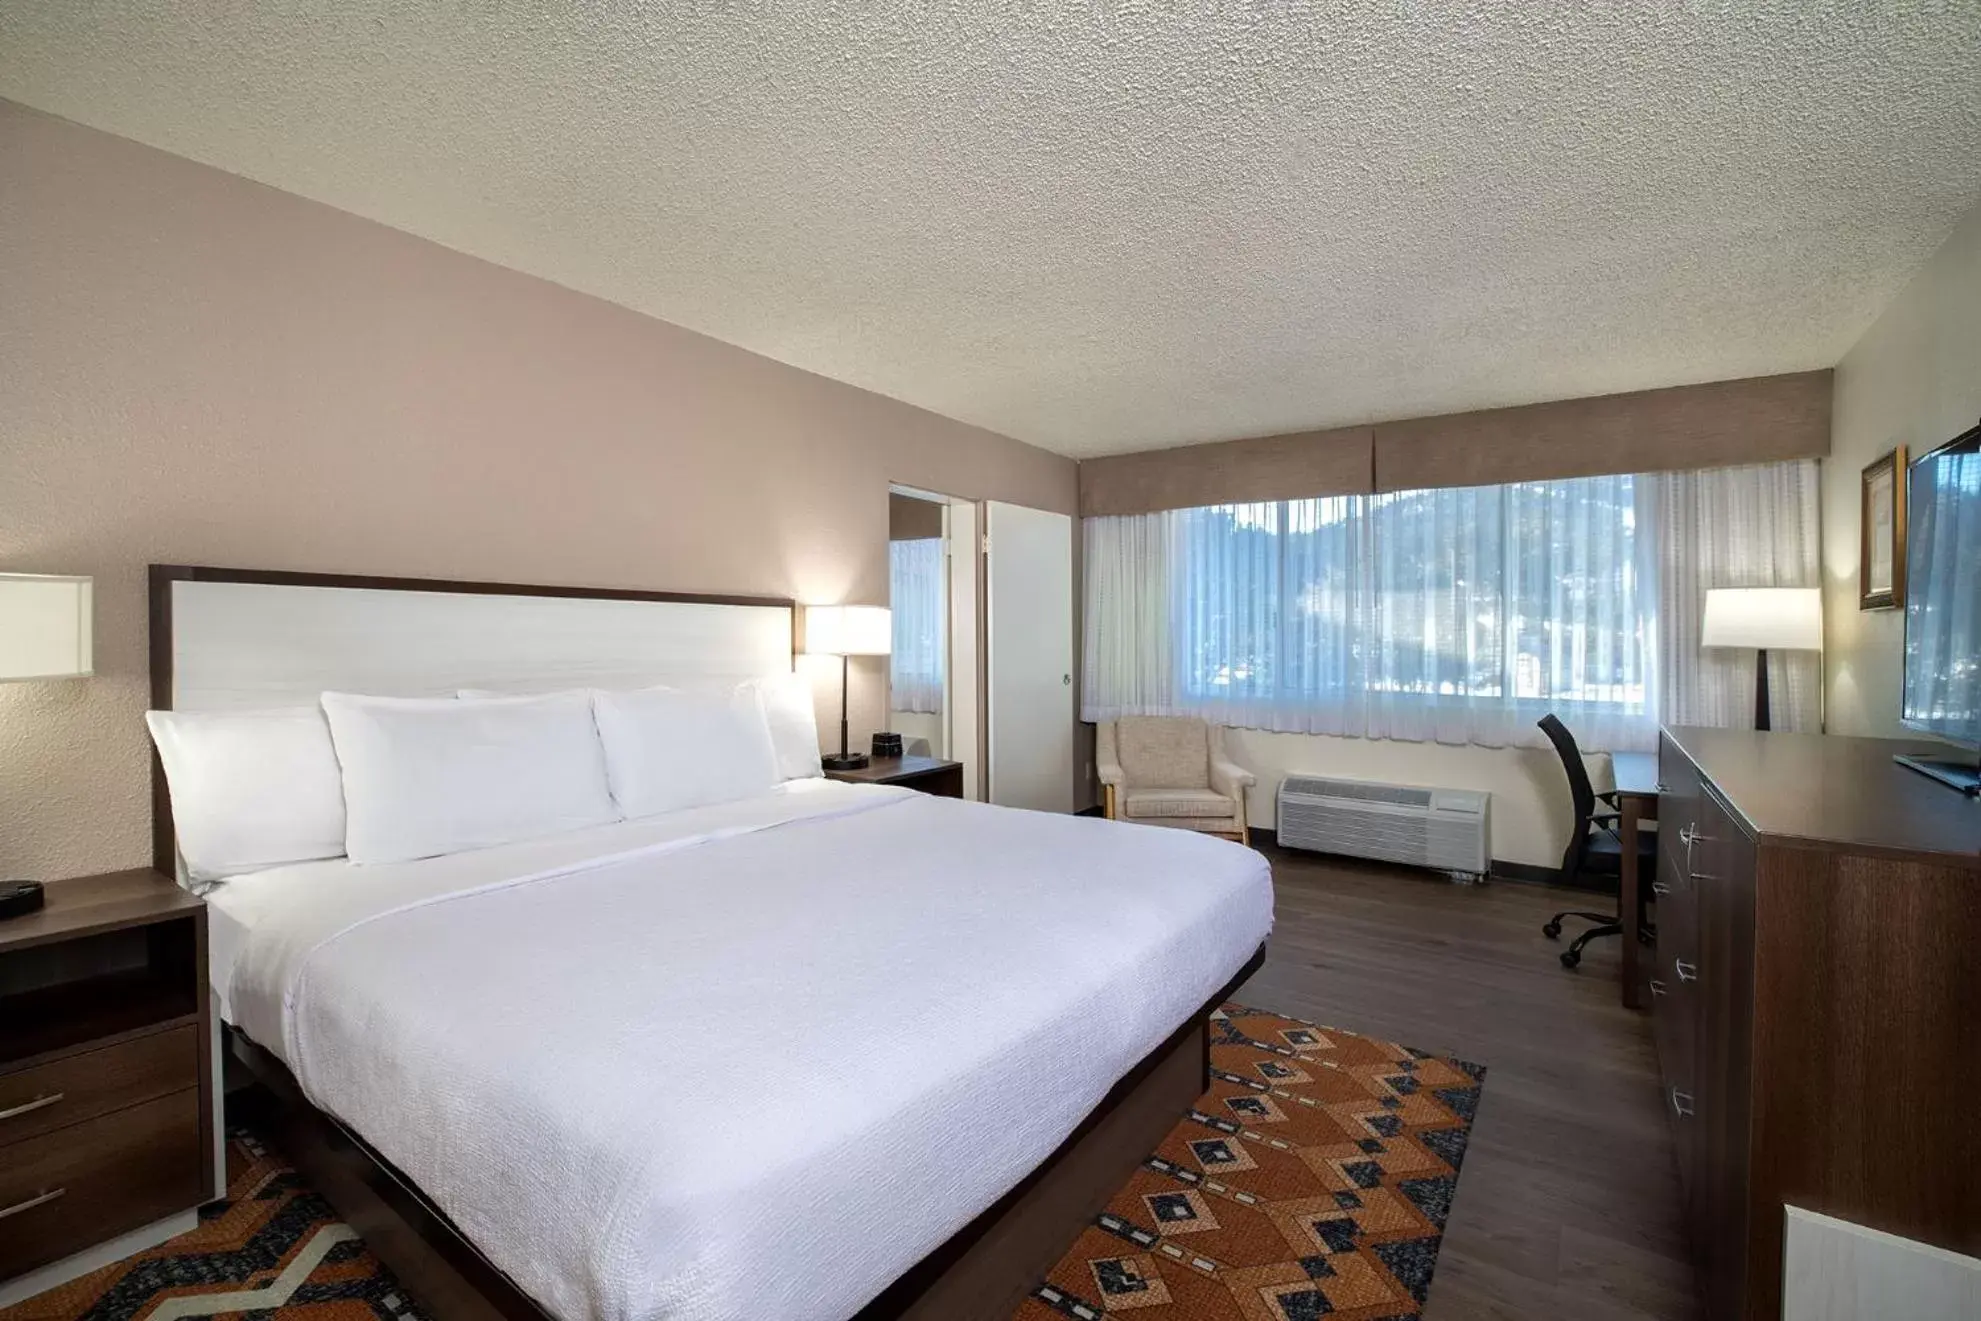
[219,783,1273,1321]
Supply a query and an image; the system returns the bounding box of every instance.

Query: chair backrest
[1537,713,1596,877]
[1115,716,1211,790]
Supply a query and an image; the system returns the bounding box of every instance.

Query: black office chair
[1536,713,1657,969]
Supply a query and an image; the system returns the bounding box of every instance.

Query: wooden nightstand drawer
[0,1088,204,1279]
[0,1026,199,1148]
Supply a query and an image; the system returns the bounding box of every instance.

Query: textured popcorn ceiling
[3,3,1979,458]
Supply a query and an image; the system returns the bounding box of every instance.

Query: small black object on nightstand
[871,732,904,759]
[0,880,44,920]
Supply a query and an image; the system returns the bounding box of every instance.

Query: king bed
[148,565,1273,1321]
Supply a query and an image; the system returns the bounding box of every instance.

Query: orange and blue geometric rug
[2,1004,1481,1321]
[1016,1004,1484,1321]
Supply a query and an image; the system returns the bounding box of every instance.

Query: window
[1086,473,1659,749]
[888,538,945,714]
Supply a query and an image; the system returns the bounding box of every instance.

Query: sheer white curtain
[1082,513,1177,719]
[1172,498,1370,735]
[1655,459,1822,731]
[1362,476,1659,750]
[1082,474,1660,750]
[888,538,945,715]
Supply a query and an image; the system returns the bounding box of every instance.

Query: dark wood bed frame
[152,564,1267,1321]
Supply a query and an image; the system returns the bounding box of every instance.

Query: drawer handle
[1678,824,1700,846]
[1674,959,1698,983]
[0,1187,66,1221]
[1655,781,1670,793]
[1671,1088,1696,1118]
[1650,880,1672,896]
[1649,978,1668,997]
[0,1092,65,1123]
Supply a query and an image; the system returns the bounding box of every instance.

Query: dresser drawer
[0,1026,199,1149]
[0,1088,204,1279]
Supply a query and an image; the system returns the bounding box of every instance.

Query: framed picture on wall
[1859,444,1907,610]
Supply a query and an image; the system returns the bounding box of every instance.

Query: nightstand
[0,869,217,1303]
[823,754,966,798]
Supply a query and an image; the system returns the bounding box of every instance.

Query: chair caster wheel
[1542,921,1562,940]
[1560,949,1581,969]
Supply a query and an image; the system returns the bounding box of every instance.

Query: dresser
[0,870,217,1301]
[1652,728,1980,1321]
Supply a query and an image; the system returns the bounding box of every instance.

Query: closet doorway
[886,485,981,799]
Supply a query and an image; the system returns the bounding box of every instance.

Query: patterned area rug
[3,1004,1481,1321]
[1016,1004,1485,1321]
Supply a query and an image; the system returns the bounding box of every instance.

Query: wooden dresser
[0,870,217,1298]
[1652,728,1980,1321]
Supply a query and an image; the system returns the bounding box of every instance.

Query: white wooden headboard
[148,565,797,869]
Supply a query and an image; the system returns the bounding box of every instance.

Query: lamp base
[821,752,870,771]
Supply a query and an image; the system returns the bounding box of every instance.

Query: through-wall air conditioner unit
[1276,775,1490,879]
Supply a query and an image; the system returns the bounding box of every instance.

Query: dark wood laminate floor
[1235,848,1700,1321]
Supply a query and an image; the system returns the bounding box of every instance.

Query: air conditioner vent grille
[1277,775,1490,876]
[1282,776,1431,808]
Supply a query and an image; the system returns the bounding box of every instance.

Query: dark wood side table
[822,754,965,798]
[1610,751,1660,1011]
[0,869,217,1304]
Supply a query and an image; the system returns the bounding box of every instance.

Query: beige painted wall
[0,102,1076,879]
[1824,203,1981,737]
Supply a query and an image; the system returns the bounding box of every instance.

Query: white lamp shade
[1700,587,1822,652]
[0,573,94,680]
[804,604,891,656]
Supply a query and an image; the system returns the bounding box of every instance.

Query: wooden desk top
[1610,751,1660,799]
[1663,727,1981,867]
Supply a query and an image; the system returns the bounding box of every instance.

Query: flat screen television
[1897,423,1981,794]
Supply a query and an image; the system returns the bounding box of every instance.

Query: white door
[986,501,1074,813]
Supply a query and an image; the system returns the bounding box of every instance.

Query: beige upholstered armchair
[1097,716,1256,844]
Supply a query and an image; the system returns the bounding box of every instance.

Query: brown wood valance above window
[1370,369,1831,492]
[1079,424,1375,516]
[1077,370,1832,515]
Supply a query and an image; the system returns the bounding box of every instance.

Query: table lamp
[803,604,891,770]
[1700,587,1821,731]
[1,572,93,918]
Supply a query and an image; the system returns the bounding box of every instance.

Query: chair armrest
[1210,758,1256,799]
[1097,757,1126,788]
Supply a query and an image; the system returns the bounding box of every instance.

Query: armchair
[1096,716,1255,845]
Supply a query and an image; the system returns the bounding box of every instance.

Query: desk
[1610,751,1659,1010]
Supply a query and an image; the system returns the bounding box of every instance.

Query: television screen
[1902,426,1981,749]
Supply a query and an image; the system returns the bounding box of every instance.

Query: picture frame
[1859,444,1906,610]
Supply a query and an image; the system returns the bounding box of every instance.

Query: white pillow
[145,708,348,884]
[592,686,780,817]
[321,691,619,864]
[745,672,823,780]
